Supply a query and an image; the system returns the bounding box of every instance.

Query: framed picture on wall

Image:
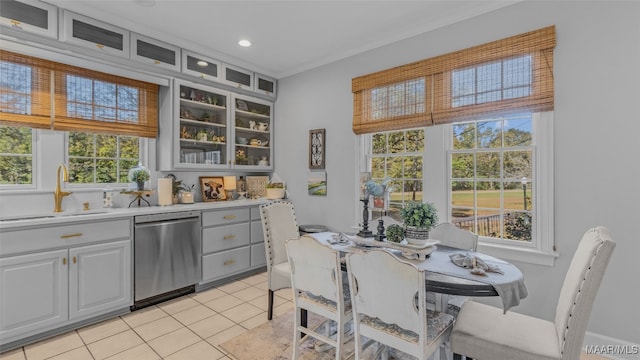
[199,176,226,201]
[309,128,325,169]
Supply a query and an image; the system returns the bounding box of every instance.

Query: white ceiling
[46,0,518,79]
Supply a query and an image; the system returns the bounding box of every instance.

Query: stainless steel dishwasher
[133,210,200,309]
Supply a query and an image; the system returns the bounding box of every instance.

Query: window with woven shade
[352,26,556,134]
[0,50,158,138]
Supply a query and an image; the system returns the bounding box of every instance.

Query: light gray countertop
[0,199,268,230]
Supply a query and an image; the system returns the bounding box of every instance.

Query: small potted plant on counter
[129,168,150,191]
[265,182,285,199]
[400,201,438,245]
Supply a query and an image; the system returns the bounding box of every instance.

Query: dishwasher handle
[135,210,200,224]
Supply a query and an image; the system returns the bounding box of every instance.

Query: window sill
[476,241,558,267]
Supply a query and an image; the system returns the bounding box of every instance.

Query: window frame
[0,126,37,189]
[445,112,556,265]
[358,111,556,266]
[64,131,147,188]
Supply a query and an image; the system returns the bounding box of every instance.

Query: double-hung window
[355,27,557,265]
[0,50,157,188]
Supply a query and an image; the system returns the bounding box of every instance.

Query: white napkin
[450,253,504,275]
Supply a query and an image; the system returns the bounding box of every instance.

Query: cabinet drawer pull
[63,257,67,265]
[223,259,236,266]
[10,20,22,28]
[96,43,104,49]
[60,233,83,239]
[223,215,236,220]
[223,235,235,240]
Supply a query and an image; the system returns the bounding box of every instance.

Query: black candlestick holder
[374,211,386,241]
[357,198,373,238]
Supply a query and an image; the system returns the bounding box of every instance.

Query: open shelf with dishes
[159,79,273,170]
[232,96,273,168]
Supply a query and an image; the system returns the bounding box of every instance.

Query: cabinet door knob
[73,256,77,264]
[63,257,67,265]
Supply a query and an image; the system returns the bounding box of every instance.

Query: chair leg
[268,289,274,320]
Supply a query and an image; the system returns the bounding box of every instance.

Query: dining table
[304,232,528,314]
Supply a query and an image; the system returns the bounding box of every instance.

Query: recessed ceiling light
[238,39,251,47]
[196,60,208,67]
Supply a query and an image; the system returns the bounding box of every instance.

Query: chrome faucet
[53,164,72,213]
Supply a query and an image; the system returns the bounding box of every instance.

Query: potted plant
[400,201,438,245]
[265,182,285,199]
[385,224,405,243]
[129,169,150,190]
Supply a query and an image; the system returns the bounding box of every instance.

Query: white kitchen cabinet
[69,240,131,321]
[0,219,132,347]
[130,33,180,71]
[159,79,274,171]
[232,94,273,169]
[181,50,222,82]
[200,205,266,284]
[0,250,68,342]
[60,10,130,58]
[250,207,266,268]
[221,63,254,90]
[0,0,58,39]
[173,79,230,169]
[255,73,277,99]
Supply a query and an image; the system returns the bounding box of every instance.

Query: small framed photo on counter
[199,176,226,201]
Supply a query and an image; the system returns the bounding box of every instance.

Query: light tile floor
[1,271,294,360]
[0,270,611,360]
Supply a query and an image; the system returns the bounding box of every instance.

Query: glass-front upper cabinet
[232,95,273,170]
[0,0,58,39]
[176,80,229,168]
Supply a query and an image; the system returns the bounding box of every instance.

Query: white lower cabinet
[0,219,132,347]
[69,240,131,321]
[0,250,69,341]
[200,205,265,285]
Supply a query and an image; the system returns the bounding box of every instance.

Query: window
[356,27,557,264]
[1,50,159,137]
[452,55,532,107]
[0,126,33,185]
[67,132,141,185]
[370,129,424,221]
[450,114,534,242]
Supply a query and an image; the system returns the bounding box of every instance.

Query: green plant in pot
[130,169,150,190]
[385,224,405,243]
[400,201,438,245]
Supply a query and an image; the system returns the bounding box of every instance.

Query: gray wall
[275,1,640,345]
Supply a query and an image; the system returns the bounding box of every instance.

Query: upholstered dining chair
[430,222,478,252]
[428,222,479,316]
[285,235,353,360]
[346,249,454,360]
[260,200,300,320]
[451,226,616,360]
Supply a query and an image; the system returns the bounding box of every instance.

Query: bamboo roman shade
[0,50,159,138]
[352,26,556,134]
